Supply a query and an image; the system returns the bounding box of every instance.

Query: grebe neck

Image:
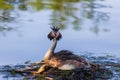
[44,38,57,61]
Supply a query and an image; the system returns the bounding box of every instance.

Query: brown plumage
[48,50,90,69]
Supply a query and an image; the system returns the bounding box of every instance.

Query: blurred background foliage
[0,0,110,34]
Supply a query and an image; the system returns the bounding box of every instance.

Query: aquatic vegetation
[1,55,120,80]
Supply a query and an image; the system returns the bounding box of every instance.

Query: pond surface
[0,0,120,66]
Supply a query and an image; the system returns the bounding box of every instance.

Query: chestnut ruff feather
[48,26,62,40]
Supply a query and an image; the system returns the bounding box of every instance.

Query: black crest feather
[50,26,60,32]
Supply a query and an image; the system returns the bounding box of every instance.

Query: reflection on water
[29,0,110,31]
[0,0,110,33]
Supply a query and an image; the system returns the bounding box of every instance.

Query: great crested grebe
[33,26,91,74]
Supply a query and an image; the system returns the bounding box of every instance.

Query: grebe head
[48,26,62,40]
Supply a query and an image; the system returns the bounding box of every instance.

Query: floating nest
[1,55,118,80]
[32,63,113,80]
